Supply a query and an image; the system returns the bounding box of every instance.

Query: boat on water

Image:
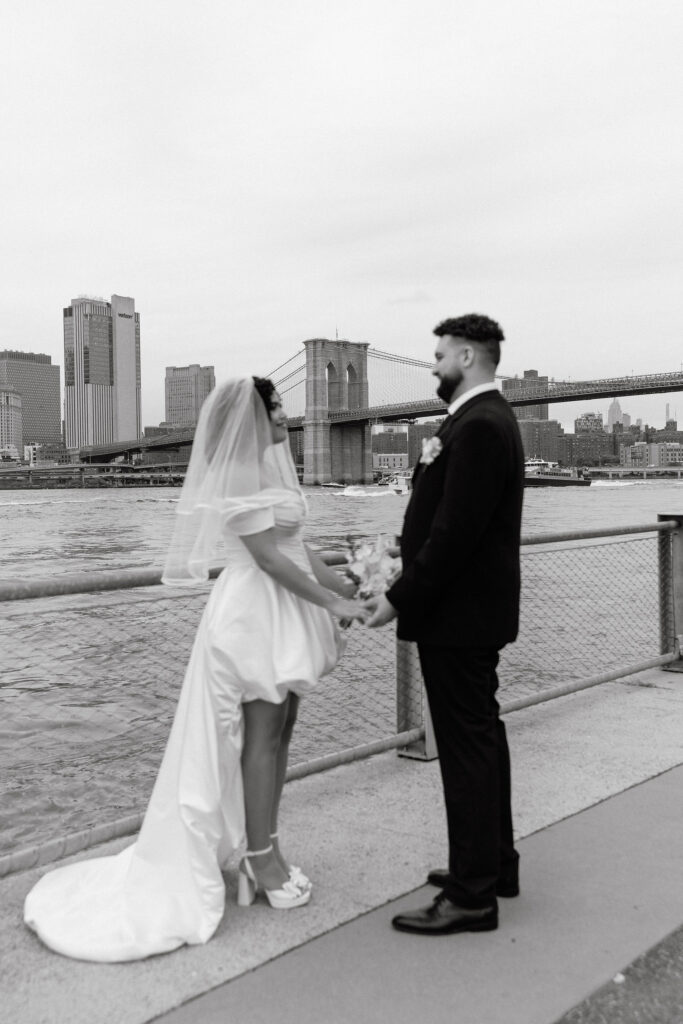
[524,458,591,487]
[387,470,412,494]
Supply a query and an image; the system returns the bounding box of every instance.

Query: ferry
[524,458,591,487]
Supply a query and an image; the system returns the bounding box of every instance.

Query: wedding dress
[24,487,340,962]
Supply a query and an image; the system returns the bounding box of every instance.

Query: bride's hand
[336,576,357,600]
[328,597,369,625]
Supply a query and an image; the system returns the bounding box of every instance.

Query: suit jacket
[386,389,524,648]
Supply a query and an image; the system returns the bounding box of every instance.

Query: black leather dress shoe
[392,892,498,935]
[426,868,519,898]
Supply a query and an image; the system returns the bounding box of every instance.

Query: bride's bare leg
[270,693,299,871]
[241,698,290,889]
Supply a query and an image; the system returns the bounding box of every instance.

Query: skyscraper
[63,294,141,449]
[164,365,215,426]
[0,350,60,449]
[0,388,22,457]
[575,412,604,433]
[607,398,623,432]
[501,370,549,420]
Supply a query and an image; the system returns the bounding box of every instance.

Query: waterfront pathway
[2,666,682,1024]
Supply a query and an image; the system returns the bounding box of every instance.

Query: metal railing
[1,517,682,877]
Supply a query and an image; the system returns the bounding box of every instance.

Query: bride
[24,376,367,962]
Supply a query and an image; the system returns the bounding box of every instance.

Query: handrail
[0,552,347,602]
[521,520,678,546]
[0,525,676,602]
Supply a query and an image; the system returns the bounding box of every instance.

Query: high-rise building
[575,412,604,434]
[63,295,141,449]
[502,370,549,420]
[0,350,61,450]
[607,398,622,433]
[0,388,22,458]
[517,419,564,463]
[371,423,409,471]
[560,431,612,466]
[165,365,215,426]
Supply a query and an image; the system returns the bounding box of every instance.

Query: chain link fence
[501,535,666,696]
[0,521,679,872]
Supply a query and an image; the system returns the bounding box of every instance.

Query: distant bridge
[77,341,683,483]
[284,368,683,428]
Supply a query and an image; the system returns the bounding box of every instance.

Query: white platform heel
[270,832,312,892]
[237,845,311,910]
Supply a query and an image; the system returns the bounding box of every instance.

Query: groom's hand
[364,593,398,628]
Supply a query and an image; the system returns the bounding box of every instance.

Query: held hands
[362,593,398,629]
[328,596,370,628]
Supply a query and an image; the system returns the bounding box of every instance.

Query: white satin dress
[24,490,340,962]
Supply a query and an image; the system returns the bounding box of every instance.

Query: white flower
[420,436,443,466]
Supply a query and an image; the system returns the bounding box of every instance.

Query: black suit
[387,388,524,908]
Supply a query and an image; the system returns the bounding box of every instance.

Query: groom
[366,313,524,935]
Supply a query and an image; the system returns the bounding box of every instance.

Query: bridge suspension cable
[272,364,305,388]
[369,347,530,384]
[266,348,305,379]
[368,347,431,369]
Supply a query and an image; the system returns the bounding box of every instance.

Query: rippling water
[1,479,681,855]
[2,477,682,579]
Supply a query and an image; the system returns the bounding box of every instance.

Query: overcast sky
[2,0,682,431]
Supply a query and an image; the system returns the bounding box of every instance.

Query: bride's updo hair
[203,379,271,463]
[252,376,277,412]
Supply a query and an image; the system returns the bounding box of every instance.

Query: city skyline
[1,1,682,437]
[4,332,683,441]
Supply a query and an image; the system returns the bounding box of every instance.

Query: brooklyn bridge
[80,338,683,484]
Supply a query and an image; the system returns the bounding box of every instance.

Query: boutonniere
[419,436,443,466]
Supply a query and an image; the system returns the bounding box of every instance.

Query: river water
[1,480,681,856]
[2,479,682,579]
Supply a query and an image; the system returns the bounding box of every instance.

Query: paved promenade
[2,666,682,1024]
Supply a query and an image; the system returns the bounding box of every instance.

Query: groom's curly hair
[433,314,504,367]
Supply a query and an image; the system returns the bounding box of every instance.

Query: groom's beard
[436,370,462,404]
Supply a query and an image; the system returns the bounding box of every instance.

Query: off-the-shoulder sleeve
[218,492,282,536]
[226,505,276,536]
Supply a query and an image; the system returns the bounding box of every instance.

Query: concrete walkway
[2,667,682,1024]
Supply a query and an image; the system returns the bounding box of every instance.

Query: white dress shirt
[447,381,500,418]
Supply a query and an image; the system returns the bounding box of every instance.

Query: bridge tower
[303,339,373,485]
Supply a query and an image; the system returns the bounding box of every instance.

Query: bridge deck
[76,369,683,460]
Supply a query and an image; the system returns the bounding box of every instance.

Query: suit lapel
[413,413,450,483]
[413,391,500,482]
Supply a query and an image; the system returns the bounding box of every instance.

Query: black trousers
[418,644,518,908]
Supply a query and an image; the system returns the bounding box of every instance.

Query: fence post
[396,639,438,760]
[658,514,683,670]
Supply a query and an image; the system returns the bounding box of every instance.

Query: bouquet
[345,534,401,600]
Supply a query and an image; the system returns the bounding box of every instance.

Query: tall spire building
[607,398,623,432]
[63,294,141,449]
